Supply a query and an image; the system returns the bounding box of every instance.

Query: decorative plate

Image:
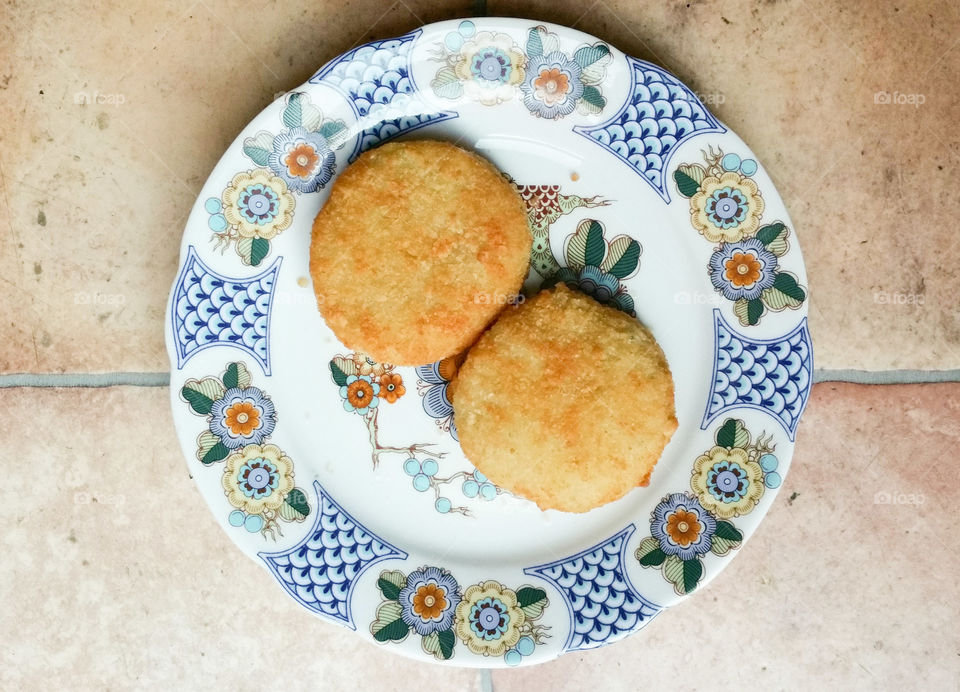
[166,18,812,668]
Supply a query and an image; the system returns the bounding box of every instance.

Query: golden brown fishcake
[452,284,677,513]
[309,140,532,365]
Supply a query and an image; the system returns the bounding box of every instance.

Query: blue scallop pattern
[259,481,407,629]
[574,57,725,202]
[171,246,279,374]
[310,30,457,161]
[525,526,660,652]
[703,310,813,440]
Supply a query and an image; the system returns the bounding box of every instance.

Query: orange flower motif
[412,583,448,620]
[379,372,406,403]
[224,401,260,436]
[533,67,571,106]
[283,142,321,178]
[724,252,762,287]
[665,509,703,547]
[346,378,376,409]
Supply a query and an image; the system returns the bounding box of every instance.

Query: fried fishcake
[452,284,677,513]
[309,140,532,365]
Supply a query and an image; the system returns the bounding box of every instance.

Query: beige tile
[2,0,958,373]
[490,381,960,690]
[0,385,482,689]
[489,0,960,370]
[0,0,474,374]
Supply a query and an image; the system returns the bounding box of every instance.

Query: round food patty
[452,283,677,513]
[309,140,532,365]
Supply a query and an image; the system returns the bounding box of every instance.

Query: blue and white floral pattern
[398,566,462,635]
[650,493,717,561]
[267,126,337,193]
[708,238,778,301]
[209,386,277,448]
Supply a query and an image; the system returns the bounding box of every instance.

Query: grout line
[480,668,494,692]
[813,369,960,385]
[1,369,960,389]
[0,372,171,388]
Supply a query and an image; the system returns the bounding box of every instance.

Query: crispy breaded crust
[309,140,532,365]
[452,283,677,513]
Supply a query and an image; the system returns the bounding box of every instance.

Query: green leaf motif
[377,577,402,601]
[250,237,270,267]
[714,520,743,542]
[605,239,641,279]
[674,169,701,198]
[756,223,790,256]
[330,360,348,386]
[573,43,610,68]
[222,362,240,389]
[662,554,686,594]
[236,237,254,265]
[715,418,739,448]
[715,418,750,449]
[634,536,660,564]
[377,570,407,600]
[197,430,230,465]
[319,119,349,149]
[526,27,543,57]
[436,629,456,660]
[584,220,606,267]
[201,440,230,465]
[516,586,547,608]
[579,85,606,113]
[430,67,464,100]
[181,376,225,415]
[746,298,765,325]
[639,546,667,567]
[373,617,408,642]
[755,222,786,247]
[771,272,806,302]
[242,145,271,167]
[710,534,737,556]
[279,487,310,521]
[682,558,703,594]
[282,92,303,129]
[371,601,408,642]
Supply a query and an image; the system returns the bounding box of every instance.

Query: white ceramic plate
[166,17,812,667]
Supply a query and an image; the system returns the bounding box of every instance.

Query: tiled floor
[2,0,959,689]
[1,0,958,373]
[1,384,957,689]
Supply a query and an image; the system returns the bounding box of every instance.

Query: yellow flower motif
[689,171,764,242]
[455,581,524,656]
[691,446,764,519]
[222,169,295,240]
[454,32,526,105]
[221,443,294,515]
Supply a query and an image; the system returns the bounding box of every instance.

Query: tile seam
[1,369,959,389]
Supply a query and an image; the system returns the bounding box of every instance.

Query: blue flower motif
[706,460,750,502]
[398,566,461,635]
[416,359,458,440]
[209,387,277,449]
[650,493,717,561]
[237,458,280,500]
[268,126,336,194]
[470,47,512,86]
[236,183,280,226]
[709,238,778,301]
[521,51,584,118]
[550,265,636,316]
[704,186,749,229]
[339,375,380,415]
[469,596,512,641]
